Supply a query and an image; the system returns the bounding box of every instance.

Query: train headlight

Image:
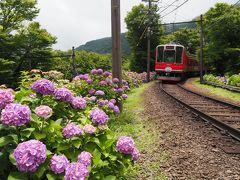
[165,67,172,72]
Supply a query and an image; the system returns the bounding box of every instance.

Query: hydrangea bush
[203,74,240,87]
[0,69,141,180]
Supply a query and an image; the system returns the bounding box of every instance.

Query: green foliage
[203,74,224,85]
[76,33,131,55]
[0,58,15,84]
[125,4,163,72]
[228,74,240,86]
[203,3,240,74]
[161,28,200,54]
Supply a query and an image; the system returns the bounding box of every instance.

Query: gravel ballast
[140,82,240,180]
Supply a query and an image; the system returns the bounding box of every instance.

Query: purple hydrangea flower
[72,97,87,109]
[116,136,135,155]
[54,88,73,103]
[97,69,103,74]
[64,162,89,180]
[35,105,52,119]
[132,148,140,161]
[13,140,46,172]
[83,124,96,134]
[103,71,111,77]
[62,123,83,138]
[113,78,119,83]
[0,89,14,109]
[114,88,123,93]
[90,69,97,75]
[31,79,55,95]
[97,99,108,106]
[74,74,89,81]
[122,94,128,99]
[95,90,105,96]
[113,106,120,114]
[50,155,69,174]
[108,102,115,110]
[88,89,96,95]
[89,108,109,125]
[77,151,92,167]
[1,103,31,126]
[110,99,116,104]
[86,79,93,84]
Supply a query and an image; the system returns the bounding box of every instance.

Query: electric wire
[161,0,190,18]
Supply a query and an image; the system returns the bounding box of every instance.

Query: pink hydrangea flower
[0,89,14,109]
[35,105,52,119]
[83,124,96,134]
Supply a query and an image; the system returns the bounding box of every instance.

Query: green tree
[204,3,240,74]
[0,0,39,32]
[0,0,56,86]
[13,22,56,72]
[125,4,163,72]
[161,28,200,54]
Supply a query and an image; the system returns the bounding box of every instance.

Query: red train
[155,44,199,81]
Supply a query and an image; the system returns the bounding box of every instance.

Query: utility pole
[143,0,158,82]
[200,14,204,84]
[111,0,122,83]
[147,0,151,82]
[72,46,77,76]
[111,0,122,111]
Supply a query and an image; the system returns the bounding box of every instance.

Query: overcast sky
[36,0,236,50]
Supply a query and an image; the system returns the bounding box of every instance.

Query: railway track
[160,83,240,142]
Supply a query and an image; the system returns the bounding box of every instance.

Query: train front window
[164,50,175,63]
[157,46,164,62]
[176,46,183,63]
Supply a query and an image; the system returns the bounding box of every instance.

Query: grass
[193,78,240,102]
[109,82,168,180]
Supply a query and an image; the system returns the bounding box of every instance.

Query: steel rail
[160,82,240,141]
[178,84,240,110]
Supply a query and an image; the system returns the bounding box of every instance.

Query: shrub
[0,69,140,179]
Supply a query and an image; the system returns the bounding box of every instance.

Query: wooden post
[111,0,122,111]
[72,46,77,76]
[200,14,204,84]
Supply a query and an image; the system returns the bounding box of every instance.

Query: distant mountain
[76,33,131,55]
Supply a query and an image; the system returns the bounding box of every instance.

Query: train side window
[176,46,183,63]
[158,46,164,62]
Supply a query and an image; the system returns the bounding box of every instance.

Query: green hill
[76,33,131,55]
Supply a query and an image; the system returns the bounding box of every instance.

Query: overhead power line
[159,0,179,14]
[161,0,190,18]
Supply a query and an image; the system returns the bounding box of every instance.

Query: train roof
[156,44,185,49]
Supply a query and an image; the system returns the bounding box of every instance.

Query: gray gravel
[140,82,240,180]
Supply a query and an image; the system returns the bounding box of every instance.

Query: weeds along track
[160,83,240,141]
